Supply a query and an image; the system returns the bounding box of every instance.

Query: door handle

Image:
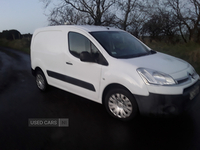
[66,62,73,65]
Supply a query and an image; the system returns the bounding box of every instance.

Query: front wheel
[105,88,138,121]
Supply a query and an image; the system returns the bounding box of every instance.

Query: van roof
[35,25,123,33]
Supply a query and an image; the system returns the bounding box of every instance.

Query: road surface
[0,47,200,150]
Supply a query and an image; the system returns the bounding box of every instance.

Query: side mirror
[80,51,95,62]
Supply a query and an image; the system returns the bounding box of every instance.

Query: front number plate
[190,86,199,100]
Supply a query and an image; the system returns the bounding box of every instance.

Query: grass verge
[0,38,30,54]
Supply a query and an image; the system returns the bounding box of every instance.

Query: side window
[91,42,100,59]
[68,32,108,65]
[69,32,90,58]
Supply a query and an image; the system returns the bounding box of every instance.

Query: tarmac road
[0,47,200,150]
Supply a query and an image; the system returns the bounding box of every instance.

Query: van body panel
[122,52,189,75]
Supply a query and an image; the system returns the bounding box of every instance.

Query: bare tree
[117,0,137,31]
[41,0,200,43]
[165,0,200,42]
[116,0,147,38]
[42,0,116,25]
[47,6,88,25]
[142,14,163,42]
[189,0,200,42]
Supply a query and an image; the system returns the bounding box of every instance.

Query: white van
[31,25,200,121]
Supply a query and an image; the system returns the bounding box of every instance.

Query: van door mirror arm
[80,51,95,63]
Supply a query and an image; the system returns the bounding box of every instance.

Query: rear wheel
[35,70,48,91]
[105,88,138,121]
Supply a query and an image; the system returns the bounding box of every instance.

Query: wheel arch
[32,67,43,76]
[102,83,135,105]
[32,67,49,85]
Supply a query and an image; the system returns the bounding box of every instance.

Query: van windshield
[90,31,150,59]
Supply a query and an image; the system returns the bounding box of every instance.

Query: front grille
[177,77,189,84]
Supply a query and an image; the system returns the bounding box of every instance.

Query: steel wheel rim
[36,74,45,90]
[108,93,132,118]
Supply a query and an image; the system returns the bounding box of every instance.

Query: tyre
[105,88,138,121]
[35,70,48,91]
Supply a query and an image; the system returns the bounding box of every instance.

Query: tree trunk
[179,25,187,43]
[95,0,102,25]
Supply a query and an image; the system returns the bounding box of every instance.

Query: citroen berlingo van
[31,25,200,121]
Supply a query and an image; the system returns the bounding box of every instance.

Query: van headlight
[137,68,177,86]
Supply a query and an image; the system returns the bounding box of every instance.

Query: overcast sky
[0,0,49,34]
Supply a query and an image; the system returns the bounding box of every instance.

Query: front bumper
[134,80,200,116]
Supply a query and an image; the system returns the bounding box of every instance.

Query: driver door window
[68,32,108,65]
[68,32,90,58]
[69,32,99,59]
